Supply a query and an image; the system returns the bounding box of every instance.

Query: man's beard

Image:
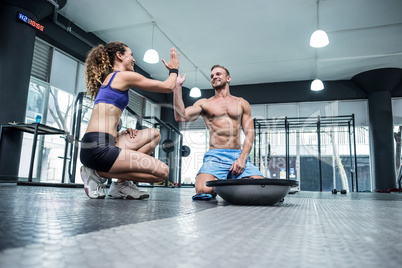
[213,80,226,90]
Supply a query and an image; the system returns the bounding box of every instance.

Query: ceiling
[58,0,402,90]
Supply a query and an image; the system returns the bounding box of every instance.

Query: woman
[80,41,179,199]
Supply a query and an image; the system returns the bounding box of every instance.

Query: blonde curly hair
[84,41,128,101]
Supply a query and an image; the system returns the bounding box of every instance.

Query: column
[0,0,58,182]
[368,91,396,191]
[352,68,402,191]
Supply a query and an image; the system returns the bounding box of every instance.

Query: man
[174,65,263,200]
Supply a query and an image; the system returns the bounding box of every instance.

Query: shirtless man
[174,65,263,199]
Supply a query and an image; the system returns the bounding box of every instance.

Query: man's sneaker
[80,166,107,199]
[107,181,150,200]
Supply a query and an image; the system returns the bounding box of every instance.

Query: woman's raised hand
[162,48,179,70]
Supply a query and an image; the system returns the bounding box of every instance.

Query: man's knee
[247,175,264,179]
[195,174,216,194]
[196,184,215,194]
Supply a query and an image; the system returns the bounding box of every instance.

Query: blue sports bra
[94,71,129,111]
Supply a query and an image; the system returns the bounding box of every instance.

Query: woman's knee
[152,128,161,139]
[151,128,161,144]
[153,161,169,182]
[144,128,160,149]
[144,128,160,140]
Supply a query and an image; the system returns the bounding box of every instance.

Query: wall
[183,79,402,107]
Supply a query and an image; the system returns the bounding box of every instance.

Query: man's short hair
[211,65,230,76]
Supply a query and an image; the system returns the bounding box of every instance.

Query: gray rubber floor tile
[0,185,401,267]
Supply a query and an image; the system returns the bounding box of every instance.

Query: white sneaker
[80,166,107,199]
[107,181,150,200]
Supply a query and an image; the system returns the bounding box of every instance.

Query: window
[180,130,209,184]
[180,100,371,191]
[392,98,402,176]
[20,39,81,182]
[263,100,371,192]
[19,79,49,179]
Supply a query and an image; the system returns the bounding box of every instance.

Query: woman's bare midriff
[85,103,122,138]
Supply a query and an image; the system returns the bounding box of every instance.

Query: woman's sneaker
[80,166,107,199]
[107,181,149,200]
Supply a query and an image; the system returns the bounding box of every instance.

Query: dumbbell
[161,139,191,157]
[181,145,191,157]
[332,189,347,194]
[162,139,175,153]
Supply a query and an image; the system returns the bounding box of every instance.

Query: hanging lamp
[311,55,324,91]
[143,22,159,64]
[310,0,329,48]
[190,68,201,98]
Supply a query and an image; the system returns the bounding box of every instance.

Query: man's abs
[207,120,241,149]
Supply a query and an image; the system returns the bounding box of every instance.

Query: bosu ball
[206,178,299,205]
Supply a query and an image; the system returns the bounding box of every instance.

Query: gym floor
[0,184,401,268]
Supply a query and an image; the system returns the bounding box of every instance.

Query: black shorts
[80,132,121,172]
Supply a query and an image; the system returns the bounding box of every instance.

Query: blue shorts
[197,149,263,180]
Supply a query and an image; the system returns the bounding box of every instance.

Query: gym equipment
[161,139,175,153]
[254,115,357,192]
[162,139,191,157]
[181,145,191,157]
[206,178,298,205]
[332,189,347,194]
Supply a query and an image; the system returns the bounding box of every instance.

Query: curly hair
[85,41,128,101]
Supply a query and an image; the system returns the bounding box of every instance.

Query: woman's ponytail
[84,42,128,101]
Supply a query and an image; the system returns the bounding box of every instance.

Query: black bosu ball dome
[206,178,299,205]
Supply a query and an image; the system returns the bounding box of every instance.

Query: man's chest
[202,99,243,120]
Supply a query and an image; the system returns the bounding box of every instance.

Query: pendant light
[190,68,201,98]
[143,22,159,64]
[310,0,329,48]
[311,78,324,91]
[311,54,324,91]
